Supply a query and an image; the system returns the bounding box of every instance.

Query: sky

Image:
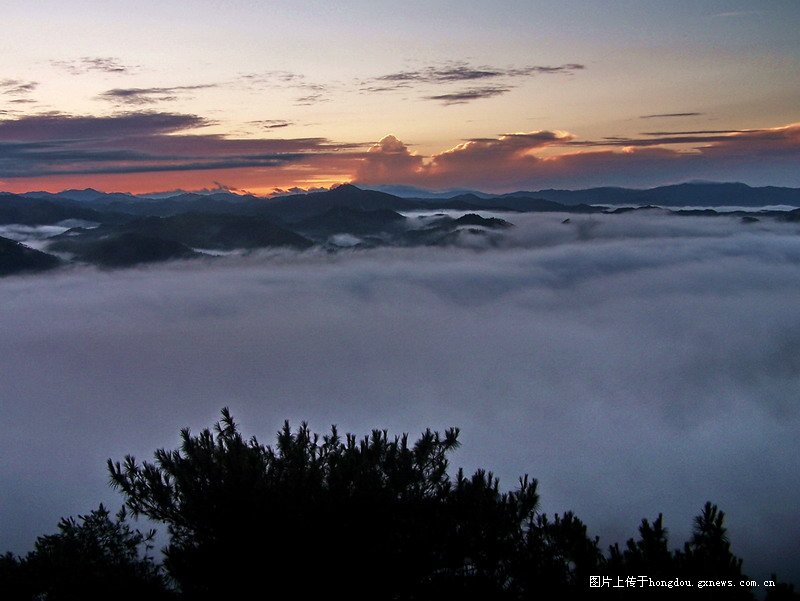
[2,211,799,584]
[1,0,799,194]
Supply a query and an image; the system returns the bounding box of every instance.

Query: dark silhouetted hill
[0,194,120,225]
[261,184,422,221]
[400,213,513,247]
[515,182,800,207]
[451,213,513,228]
[63,233,201,267]
[50,213,313,257]
[294,206,407,238]
[779,208,800,222]
[24,188,133,203]
[118,213,313,250]
[0,236,61,276]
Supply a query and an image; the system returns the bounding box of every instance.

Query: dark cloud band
[639,112,704,119]
[364,61,584,104]
[375,61,584,85]
[425,86,512,105]
[0,79,38,96]
[98,85,217,105]
[0,111,362,179]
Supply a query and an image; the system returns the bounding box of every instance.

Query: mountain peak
[329,183,362,194]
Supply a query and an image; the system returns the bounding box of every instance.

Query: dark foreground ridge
[2,183,800,276]
[0,235,61,276]
[2,409,797,600]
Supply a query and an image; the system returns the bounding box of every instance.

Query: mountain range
[368,182,800,207]
[2,182,799,276]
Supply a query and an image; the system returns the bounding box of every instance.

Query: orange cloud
[426,130,575,183]
[354,124,800,190]
[355,135,424,183]
[356,130,574,188]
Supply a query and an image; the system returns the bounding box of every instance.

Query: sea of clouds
[1,210,799,583]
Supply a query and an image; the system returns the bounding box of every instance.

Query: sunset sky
[1,0,799,194]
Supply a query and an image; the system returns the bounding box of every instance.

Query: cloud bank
[0,111,364,190]
[1,211,799,585]
[1,110,799,192]
[356,124,800,190]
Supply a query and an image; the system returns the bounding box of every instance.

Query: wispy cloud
[572,127,795,148]
[0,79,38,96]
[248,120,294,130]
[639,112,704,119]
[424,86,512,105]
[640,129,744,136]
[373,61,584,85]
[238,71,332,105]
[98,84,217,105]
[51,56,137,75]
[376,64,505,84]
[241,62,580,107]
[294,93,329,106]
[363,61,584,104]
[238,71,306,86]
[359,83,414,93]
[712,10,761,18]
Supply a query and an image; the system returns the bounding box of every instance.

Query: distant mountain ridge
[23,188,133,202]
[12,181,800,208]
[0,193,121,225]
[2,182,800,276]
[404,182,800,207]
[501,182,800,207]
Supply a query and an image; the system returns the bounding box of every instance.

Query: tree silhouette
[5,409,788,599]
[1,504,170,601]
[0,552,33,601]
[680,502,743,575]
[602,504,755,600]
[674,502,753,600]
[108,408,545,598]
[516,511,604,596]
[609,514,673,579]
[765,579,800,601]
[103,409,777,599]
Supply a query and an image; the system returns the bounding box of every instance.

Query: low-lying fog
[2,211,799,584]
